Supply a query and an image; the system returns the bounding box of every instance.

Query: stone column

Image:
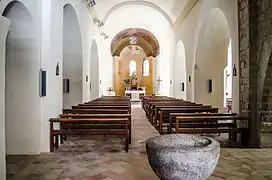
[238,0,272,147]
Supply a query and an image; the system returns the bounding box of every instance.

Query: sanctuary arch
[111,28,160,96]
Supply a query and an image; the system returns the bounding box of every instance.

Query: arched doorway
[194,8,231,112]
[3,1,41,155]
[62,4,83,109]
[173,40,187,99]
[90,39,99,99]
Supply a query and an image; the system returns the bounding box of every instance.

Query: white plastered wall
[0,0,96,159]
[0,15,10,180]
[0,0,41,156]
[97,5,173,96]
[90,39,100,100]
[173,40,187,99]
[40,0,95,152]
[194,8,229,111]
[63,4,83,109]
[174,0,239,112]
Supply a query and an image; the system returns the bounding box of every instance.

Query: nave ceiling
[92,0,190,25]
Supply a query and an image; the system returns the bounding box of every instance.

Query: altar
[125,90,146,101]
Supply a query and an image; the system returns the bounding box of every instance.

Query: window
[129,60,136,76]
[143,59,149,76]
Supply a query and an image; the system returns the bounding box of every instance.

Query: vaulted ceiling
[93,0,190,24]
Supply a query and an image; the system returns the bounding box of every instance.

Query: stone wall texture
[238,0,272,147]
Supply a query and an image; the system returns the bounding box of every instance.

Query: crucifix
[156,76,163,95]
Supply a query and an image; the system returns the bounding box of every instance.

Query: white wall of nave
[90,39,100,100]
[173,40,187,99]
[62,4,83,109]
[0,1,96,179]
[0,15,10,180]
[174,0,239,112]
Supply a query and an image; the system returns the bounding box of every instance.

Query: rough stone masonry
[238,0,272,147]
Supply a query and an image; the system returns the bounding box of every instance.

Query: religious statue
[123,71,142,90]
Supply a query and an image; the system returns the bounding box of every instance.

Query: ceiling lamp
[84,0,109,39]
[86,0,96,7]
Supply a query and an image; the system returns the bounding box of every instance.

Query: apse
[3,1,41,154]
[63,4,83,108]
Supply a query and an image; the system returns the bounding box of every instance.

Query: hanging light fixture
[84,0,109,39]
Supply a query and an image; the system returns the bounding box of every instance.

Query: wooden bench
[146,101,197,119]
[49,117,130,152]
[156,107,219,134]
[151,104,210,122]
[60,113,132,145]
[64,109,129,114]
[76,104,131,114]
[168,113,238,134]
[173,115,251,146]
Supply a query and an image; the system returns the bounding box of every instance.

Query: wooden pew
[63,109,129,114]
[168,112,238,134]
[156,107,219,134]
[145,100,197,119]
[49,117,130,152]
[173,115,251,146]
[60,113,132,145]
[151,103,209,122]
[76,104,131,114]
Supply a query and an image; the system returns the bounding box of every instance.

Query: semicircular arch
[111,28,160,57]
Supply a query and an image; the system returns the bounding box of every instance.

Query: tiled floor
[6,105,272,180]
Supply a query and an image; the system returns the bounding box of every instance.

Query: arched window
[143,59,149,76]
[129,60,136,76]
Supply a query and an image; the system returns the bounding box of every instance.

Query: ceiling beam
[171,0,199,32]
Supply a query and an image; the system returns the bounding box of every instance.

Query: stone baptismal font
[146,134,220,180]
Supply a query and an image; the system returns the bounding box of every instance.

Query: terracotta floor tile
[6,104,272,180]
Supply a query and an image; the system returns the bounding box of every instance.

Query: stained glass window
[129,36,137,45]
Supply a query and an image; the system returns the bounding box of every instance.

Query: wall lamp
[233,64,237,76]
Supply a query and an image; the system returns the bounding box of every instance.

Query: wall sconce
[63,78,70,93]
[39,69,47,97]
[170,80,173,85]
[86,75,88,82]
[233,64,237,76]
[56,62,59,76]
[188,76,191,82]
[208,79,212,93]
[180,82,185,91]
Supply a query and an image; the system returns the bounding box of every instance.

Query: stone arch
[111,28,160,57]
[194,8,231,112]
[261,53,272,123]
[173,40,187,99]
[90,39,99,99]
[103,1,173,26]
[2,1,41,154]
[62,4,83,108]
